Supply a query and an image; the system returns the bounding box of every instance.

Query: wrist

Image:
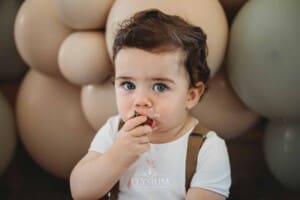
[105,145,134,170]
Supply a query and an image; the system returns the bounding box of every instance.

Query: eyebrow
[115,76,175,84]
[152,78,175,84]
[115,76,132,81]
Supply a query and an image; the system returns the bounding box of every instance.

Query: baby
[70,9,231,200]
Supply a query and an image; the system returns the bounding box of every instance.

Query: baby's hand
[134,111,154,127]
[110,114,152,168]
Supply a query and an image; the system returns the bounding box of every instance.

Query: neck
[148,115,198,144]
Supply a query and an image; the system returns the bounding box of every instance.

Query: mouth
[134,110,156,127]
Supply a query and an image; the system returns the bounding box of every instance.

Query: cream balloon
[16,70,94,179]
[0,92,17,175]
[59,31,113,86]
[81,81,118,131]
[191,69,260,139]
[106,0,228,77]
[14,0,72,78]
[55,0,115,30]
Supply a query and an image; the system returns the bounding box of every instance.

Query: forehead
[114,48,186,76]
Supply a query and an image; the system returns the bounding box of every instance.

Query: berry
[144,117,153,126]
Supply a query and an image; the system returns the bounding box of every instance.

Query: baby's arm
[186,133,231,200]
[70,115,152,199]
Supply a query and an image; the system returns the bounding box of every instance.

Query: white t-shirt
[89,115,231,199]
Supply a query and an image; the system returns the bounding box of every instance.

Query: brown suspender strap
[185,123,209,191]
[103,122,209,199]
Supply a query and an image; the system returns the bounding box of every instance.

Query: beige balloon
[16,70,94,179]
[191,69,260,139]
[14,0,72,78]
[0,92,17,175]
[59,31,113,86]
[81,81,118,131]
[106,0,228,77]
[55,0,115,30]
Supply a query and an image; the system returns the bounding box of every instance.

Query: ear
[186,82,206,109]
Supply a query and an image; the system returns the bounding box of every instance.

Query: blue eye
[123,82,135,90]
[153,83,168,92]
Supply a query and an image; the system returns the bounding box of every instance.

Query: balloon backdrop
[81,81,118,131]
[16,70,94,178]
[11,0,300,195]
[0,92,17,175]
[191,69,260,139]
[14,0,72,78]
[264,120,300,191]
[0,0,26,82]
[227,0,300,120]
[55,0,115,30]
[106,0,228,77]
[58,31,113,86]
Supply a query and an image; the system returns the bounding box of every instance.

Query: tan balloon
[16,70,94,179]
[14,0,72,78]
[55,0,115,30]
[106,0,228,77]
[81,81,118,131]
[191,69,260,139]
[59,31,113,86]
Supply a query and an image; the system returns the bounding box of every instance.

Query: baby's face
[114,48,199,133]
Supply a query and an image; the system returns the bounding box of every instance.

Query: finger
[131,134,150,144]
[129,125,152,137]
[137,135,150,144]
[125,110,135,121]
[121,115,148,131]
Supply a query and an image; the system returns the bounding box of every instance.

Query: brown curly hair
[112,9,210,87]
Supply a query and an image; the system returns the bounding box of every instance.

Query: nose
[134,91,152,108]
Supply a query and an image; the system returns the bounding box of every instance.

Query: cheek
[116,94,126,109]
[115,87,129,96]
[115,92,131,117]
[157,96,187,116]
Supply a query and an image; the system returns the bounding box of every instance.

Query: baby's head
[112,9,210,88]
[112,9,211,126]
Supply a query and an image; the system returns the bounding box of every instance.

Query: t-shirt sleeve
[88,116,119,154]
[190,132,231,198]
